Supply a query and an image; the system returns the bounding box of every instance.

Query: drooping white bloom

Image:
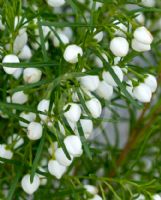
[110,37,129,57]
[85,98,102,118]
[2,54,20,75]
[84,185,98,195]
[0,144,13,160]
[64,135,83,157]
[102,66,123,87]
[133,83,152,103]
[133,26,153,45]
[7,134,24,149]
[46,0,65,7]
[64,103,81,122]
[19,112,36,127]
[27,122,43,140]
[113,20,128,36]
[63,44,83,63]
[94,31,104,42]
[51,30,69,47]
[95,53,109,68]
[80,75,100,91]
[135,12,145,24]
[48,159,67,179]
[13,31,28,54]
[18,45,32,60]
[23,68,42,84]
[141,0,155,7]
[95,80,113,100]
[55,148,73,166]
[144,74,157,93]
[12,68,23,80]
[21,174,40,195]
[12,91,28,104]
[153,194,161,200]
[132,38,151,52]
[37,99,50,122]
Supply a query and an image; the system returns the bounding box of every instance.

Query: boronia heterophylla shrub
[0,0,161,199]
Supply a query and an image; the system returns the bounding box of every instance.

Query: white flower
[51,30,69,47]
[38,167,48,186]
[0,144,13,160]
[37,99,50,122]
[48,159,67,179]
[94,31,104,42]
[64,103,81,122]
[80,75,100,91]
[153,194,161,200]
[133,194,145,200]
[133,26,153,45]
[144,74,157,93]
[27,122,43,140]
[23,68,42,84]
[7,134,24,149]
[85,98,102,118]
[18,45,32,60]
[12,91,28,104]
[13,31,28,54]
[110,37,129,57]
[141,0,155,7]
[21,174,40,195]
[132,38,151,52]
[133,83,152,103]
[2,54,20,75]
[55,148,73,166]
[135,12,145,24]
[46,0,65,7]
[63,44,83,63]
[95,80,113,100]
[64,135,83,157]
[84,185,98,195]
[90,194,103,200]
[19,112,36,127]
[94,53,109,68]
[102,66,123,87]
[12,68,23,80]
[113,20,128,36]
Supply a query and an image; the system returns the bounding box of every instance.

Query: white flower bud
[80,75,100,91]
[64,135,83,157]
[135,12,145,24]
[63,27,73,40]
[48,160,67,179]
[0,144,13,160]
[55,148,73,166]
[85,98,102,119]
[132,38,151,52]
[91,194,103,200]
[133,83,152,103]
[94,31,104,42]
[84,185,98,195]
[7,134,24,149]
[12,68,23,79]
[2,54,20,75]
[21,174,40,195]
[153,194,161,200]
[144,74,157,93]
[141,0,155,7]
[46,0,65,7]
[37,99,50,122]
[23,68,42,84]
[63,44,83,63]
[113,20,128,36]
[19,112,36,127]
[102,66,123,87]
[133,194,145,200]
[64,103,81,122]
[95,80,113,100]
[110,37,129,57]
[27,122,43,140]
[133,26,153,44]
[95,53,109,68]
[13,32,28,54]
[12,91,28,104]
[18,45,32,60]
[51,30,69,47]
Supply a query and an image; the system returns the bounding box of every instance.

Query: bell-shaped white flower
[85,98,102,118]
[95,53,109,68]
[91,194,103,200]
[64,135,83,157]
[55,147,73,166]
[144,74,157,93]
[18,45,32,60]
[110,37,129,57]
[48,159,67,179]
[46,0,65,7]
[0,144,13,160]
[51,30,69,47]
[21,174,40,195]
[27,122,43,140]
[80,75,100,91]
[132,38,151,52]
[95,80,113,100]
[135,12,145,24]
[113,20,128,36]
[133,26,153,44]
[63,44,83,63]
[13,31,28,54]
[94,31,104,42]
[153,194,161,200]
[141,0,155,7]
[64,103,81,122]
[12,68,23,80]
[84,185,98,195]
[133,83,152,103]
[19,112,36,127]
[23,68,42,84]
[102,66,123,87]
[7,134,24,149]
[37,99,50,122]
[12,91,28,104]
[2,54,20,75]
